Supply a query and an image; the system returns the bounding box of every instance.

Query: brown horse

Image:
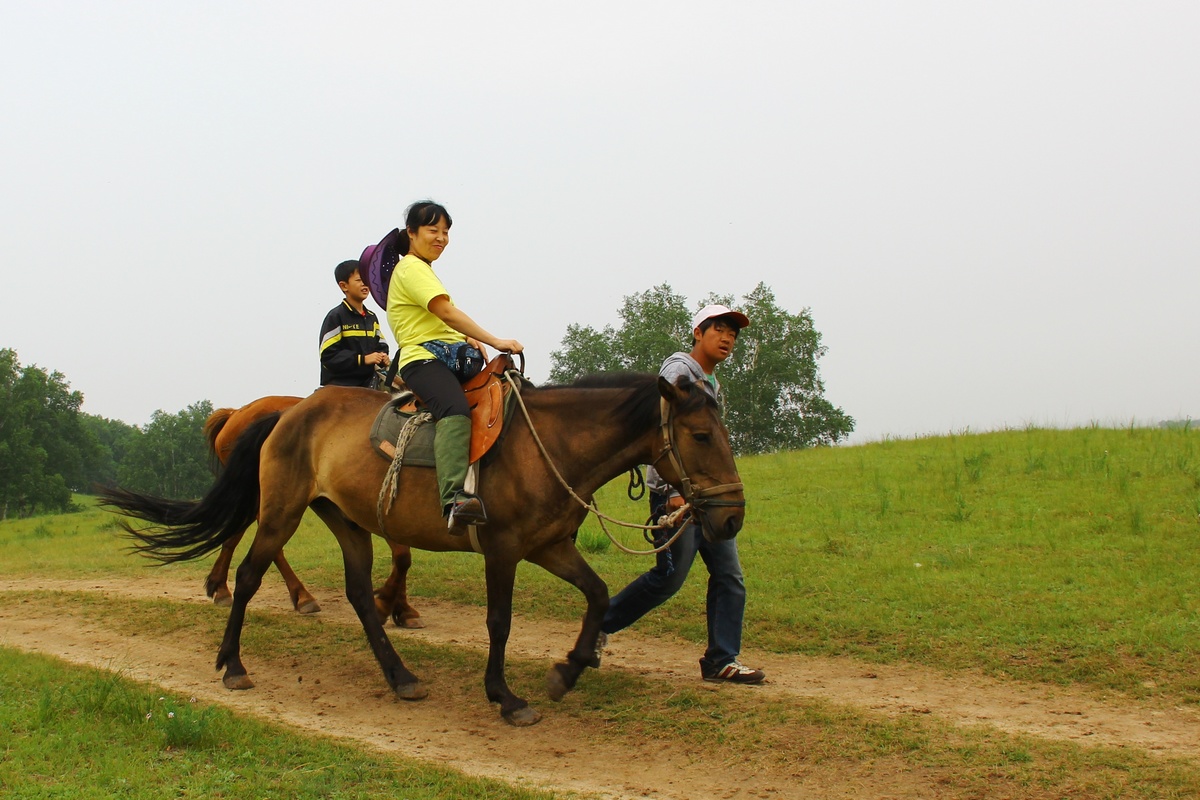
[101,373,744,726]
[204,395,422,627]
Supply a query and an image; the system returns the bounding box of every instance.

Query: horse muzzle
[689,482,746,542]
[697,505,744,542]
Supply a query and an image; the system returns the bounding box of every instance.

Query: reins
[505,370,743,556]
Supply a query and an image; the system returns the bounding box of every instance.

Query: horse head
[654,376,746,542]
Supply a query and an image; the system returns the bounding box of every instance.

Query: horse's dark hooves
[396,615,425,629]
[223,673,254,690]
[395,682,428,701]
[504,706,542,727]
[549,662,576,700]
[296,599,321,615]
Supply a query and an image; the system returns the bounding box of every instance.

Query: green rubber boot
[433,415,486,530]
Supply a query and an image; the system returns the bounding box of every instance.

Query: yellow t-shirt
[387,254,467,369]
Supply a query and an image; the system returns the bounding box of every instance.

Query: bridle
[507,371,744,554]
[650,396,746,520]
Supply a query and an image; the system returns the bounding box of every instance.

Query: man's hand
[665,494,686,511]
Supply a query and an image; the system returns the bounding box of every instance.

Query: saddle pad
[369,393,436,467]
[368,378,521,467]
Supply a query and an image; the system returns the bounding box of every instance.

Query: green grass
[0,645,558,800]
[736,425,1200,696]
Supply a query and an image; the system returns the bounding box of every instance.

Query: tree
[117,400,215,499]
[81,413,140,490]
[549,323,619,380]
[548,283,854,454]
[0,348,97,518]
[550,284,692,381]
[702,284,855,453]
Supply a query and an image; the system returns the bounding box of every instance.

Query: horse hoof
[296,600,321,615]
[395,682,428,701]
[223,673,254,690]
[398,616,425,629]
[214,595,233,608]
[504,706,542,727]
[546,667,570,702]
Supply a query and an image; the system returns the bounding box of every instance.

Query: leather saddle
[370,353,519,464]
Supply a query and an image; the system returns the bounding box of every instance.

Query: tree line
[1,282,852,518]
[0,348,214,518]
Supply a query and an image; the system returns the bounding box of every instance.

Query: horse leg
[525,538,610,701]
[373,544,423,628]
[215,526,290,690]
[310,501,427,701]
[482,554,540,726]
[273,549,321,614]
[205,529,244,607]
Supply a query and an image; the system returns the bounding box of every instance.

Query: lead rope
[505,369,691,556]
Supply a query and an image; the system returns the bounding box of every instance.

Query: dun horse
[203,396,421,627]
[101,373,744,725]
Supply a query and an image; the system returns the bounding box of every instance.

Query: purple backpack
[358,228,404,309]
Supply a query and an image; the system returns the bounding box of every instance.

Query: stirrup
[446,493,487,530]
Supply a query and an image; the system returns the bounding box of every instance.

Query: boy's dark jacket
[319,300,389,387]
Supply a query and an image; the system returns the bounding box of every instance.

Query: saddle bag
[421,340,486,383]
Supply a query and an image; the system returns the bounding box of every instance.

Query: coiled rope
[376,409,433,537]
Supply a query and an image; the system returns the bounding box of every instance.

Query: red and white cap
[691,304,750,331]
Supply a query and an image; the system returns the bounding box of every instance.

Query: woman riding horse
[388,200,523,530]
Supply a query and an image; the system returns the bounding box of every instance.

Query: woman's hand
[494,339,523,354]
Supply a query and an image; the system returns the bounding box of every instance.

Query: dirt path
[3,576,1199,799]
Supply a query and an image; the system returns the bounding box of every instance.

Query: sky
[1,1,1197,445]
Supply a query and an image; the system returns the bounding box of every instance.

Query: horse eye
[692,432,711,444]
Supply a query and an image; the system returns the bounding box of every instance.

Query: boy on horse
[319,259,391,388]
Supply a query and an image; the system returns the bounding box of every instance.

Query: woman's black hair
[397,201,452,255]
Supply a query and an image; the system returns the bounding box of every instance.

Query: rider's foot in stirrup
[446,493,487,532]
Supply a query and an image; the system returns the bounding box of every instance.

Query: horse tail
[99,412,282,564]
[203,406,237,475]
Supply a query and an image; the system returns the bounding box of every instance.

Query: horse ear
[657,375,685,403]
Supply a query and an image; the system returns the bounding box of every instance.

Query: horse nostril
[725,515,743,537]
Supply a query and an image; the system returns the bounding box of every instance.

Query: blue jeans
[601,500,747,675]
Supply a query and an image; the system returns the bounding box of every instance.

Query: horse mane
[532,371,713,431]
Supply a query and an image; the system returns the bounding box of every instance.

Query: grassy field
[3,424,1199,797]
[0,646,555,800]
[4,424,1198,699]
